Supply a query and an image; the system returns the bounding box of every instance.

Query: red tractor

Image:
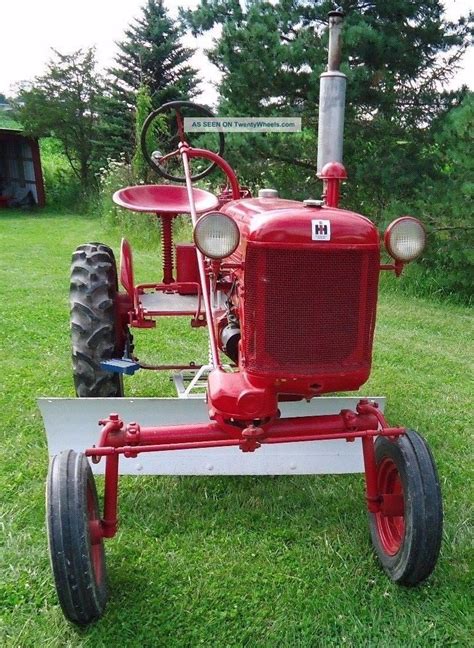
[42,10,442,625]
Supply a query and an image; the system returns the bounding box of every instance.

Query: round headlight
[384,217,426,262]
[193,212,240,260]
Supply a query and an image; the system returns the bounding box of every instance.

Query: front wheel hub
[374,457,405,555]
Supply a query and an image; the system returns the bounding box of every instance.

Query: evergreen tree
[418,92,474,299]
[181,1,472,210]
[100,0,199,161]
[132,84,154,181]
[114,0,198,104]
[96,85,133,164]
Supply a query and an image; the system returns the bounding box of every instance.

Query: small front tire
[46,450,108,625]
[369,430,442,586]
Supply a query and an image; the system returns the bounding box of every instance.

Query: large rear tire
[46,450,108,625]
[70,242,126,397]
[369,430,443,585]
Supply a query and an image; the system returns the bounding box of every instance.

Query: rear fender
[119,238,135,302]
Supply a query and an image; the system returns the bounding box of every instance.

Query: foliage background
[3,0,473,299]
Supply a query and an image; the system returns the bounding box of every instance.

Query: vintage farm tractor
[41,10,442,625]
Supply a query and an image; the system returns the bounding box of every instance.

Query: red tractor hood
[220,197,379,250]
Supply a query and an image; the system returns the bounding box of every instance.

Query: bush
[373,195,473,304]
[40,138,82,209]
[421,215,473,304]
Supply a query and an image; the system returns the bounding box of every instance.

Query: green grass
[0,209,472,647]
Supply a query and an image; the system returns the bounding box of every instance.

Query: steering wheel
[140,100,225,182]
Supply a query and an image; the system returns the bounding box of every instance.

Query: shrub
[39,138,82,209]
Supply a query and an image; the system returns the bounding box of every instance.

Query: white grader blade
[39,396,385,476]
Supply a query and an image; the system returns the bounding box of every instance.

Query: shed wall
[0,131,45,207]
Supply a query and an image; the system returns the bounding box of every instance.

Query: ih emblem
[312,219,331,241]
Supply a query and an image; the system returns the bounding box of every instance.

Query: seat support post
[160,212,175,284]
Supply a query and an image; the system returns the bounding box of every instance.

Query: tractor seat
[113,184,219,214]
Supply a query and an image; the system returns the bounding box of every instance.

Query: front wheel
[369,430,442,585]
[46,450,108,625]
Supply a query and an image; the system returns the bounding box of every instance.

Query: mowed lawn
[0,210,472,647]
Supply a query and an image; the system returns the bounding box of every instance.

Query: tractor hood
[220,197,380,253]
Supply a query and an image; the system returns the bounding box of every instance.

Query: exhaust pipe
[317,8,347,175]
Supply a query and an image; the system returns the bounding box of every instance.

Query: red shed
[0,128,45,207]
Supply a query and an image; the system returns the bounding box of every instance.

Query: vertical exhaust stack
[317,8,347,176]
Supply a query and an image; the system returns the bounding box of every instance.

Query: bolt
[109,413,119,421]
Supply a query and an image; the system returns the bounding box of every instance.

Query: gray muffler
[317,8,347,175]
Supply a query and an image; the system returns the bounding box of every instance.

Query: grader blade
[39,396,385,476]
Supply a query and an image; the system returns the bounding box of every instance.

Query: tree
[95,86,134,164]
[132,84,153,181]
[181,1,472,210]
[114,0,198,104]
[417,92,474,299]
[16,48,104,190]
[101,0,200,160]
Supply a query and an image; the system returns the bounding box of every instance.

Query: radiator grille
[243,246,379,376]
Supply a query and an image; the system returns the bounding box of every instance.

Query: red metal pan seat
[113,184,219,214]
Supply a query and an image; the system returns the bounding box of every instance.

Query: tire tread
[46,450,107,624]
[369,430,442,586]
[70,243,123,397]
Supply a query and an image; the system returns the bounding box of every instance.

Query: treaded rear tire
[46,450,108,625]
[369,430,443,585]
[70,242,124,397]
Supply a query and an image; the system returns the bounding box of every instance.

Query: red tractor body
[201,195,381,425]
[222,197,380,393]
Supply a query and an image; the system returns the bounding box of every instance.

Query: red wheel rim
[87,484,104,584]
[375,457,405,555]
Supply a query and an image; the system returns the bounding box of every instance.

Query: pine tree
[181,0,472,209]
[96,85,134,163]
[132,84,153,181]
[113,0,198,105]
[100,0,199,161]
